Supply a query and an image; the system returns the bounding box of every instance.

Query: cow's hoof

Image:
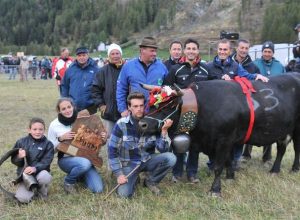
[208,191,222,198]
[290,168,299,173]
[269,171,279,176]
[263,160,273,168]
[225,179,234,183]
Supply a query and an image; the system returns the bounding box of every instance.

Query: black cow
[139,72,300,196]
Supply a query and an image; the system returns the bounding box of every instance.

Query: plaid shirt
[108,115,171,177]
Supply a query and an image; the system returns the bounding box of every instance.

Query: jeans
[117,152,176,198]
[186,149,200,178]
[58,156,104,193]
[172,152,186,177]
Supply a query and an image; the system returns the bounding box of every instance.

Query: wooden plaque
[57,112,106,168]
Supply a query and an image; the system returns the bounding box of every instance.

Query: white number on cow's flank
[251,89,279,111]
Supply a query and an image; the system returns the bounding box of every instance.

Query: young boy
[11,117,54,203]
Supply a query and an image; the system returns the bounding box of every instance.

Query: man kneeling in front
[108,92,176,198]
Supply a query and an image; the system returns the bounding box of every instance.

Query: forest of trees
[0,0,299,55]
[261,0,300,43]
[0,0,176,55]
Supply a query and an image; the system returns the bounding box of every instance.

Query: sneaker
[64,183,76,194]
[144,180,161,196]
[187,176,200,184]
[171,176,182,183]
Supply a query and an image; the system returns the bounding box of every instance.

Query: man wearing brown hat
[61,46,100,114]
[116,37,168,117]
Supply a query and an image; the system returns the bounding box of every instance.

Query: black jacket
[91,62,123,122]
[164,57,180,71]
[231,53,260,74]
[163,59,210,89]
[11,134,54,176]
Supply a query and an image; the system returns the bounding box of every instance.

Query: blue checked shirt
[108,115,171,177]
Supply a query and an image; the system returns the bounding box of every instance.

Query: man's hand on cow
[121,110,129,117]
[221,74,231,81]
[255,74,269,82]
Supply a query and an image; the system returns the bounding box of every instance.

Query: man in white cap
[92,43,124,136]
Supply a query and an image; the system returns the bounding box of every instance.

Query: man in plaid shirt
[108,92,176,197]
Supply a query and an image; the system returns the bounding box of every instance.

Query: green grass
[0,73,300,219]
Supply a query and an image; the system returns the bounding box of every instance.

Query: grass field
[0,73,300,220]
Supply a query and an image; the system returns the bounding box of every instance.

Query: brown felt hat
[139,37,158,48]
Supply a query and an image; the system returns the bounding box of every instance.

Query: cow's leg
[209,145,230,197]
[292,129,300,172]
[225,149,234,179]
[270,142,286,173]
[292,141,300,172]
[262,145,272,162]
[210,165,223,197]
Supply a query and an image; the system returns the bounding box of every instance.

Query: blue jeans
[58,156,104,193]
[172,152,186,177]
[186,150,200,178]
[117,152,176,198]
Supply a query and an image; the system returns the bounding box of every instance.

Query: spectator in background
[92,43,124,137]
[30,57,38,80]
[61,47,99,114]
[41,57,52,80]
[52,48,73,94]
[116,36,168,117]
[164,40,183,71]
[20,56,29,82]
[8,55,20,80]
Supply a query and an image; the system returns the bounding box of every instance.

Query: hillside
[153,0,270,51]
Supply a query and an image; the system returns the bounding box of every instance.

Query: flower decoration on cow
[148,86,175,108]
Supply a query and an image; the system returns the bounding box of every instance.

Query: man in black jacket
[164,38,210,184]
[231,39,273,163]
[92,43,124,136]
[231,39,260,74]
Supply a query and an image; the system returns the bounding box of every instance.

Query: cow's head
[138,84,183,135]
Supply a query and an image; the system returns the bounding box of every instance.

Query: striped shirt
[108,115,171,177]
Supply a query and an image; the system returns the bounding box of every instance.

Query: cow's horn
[173,83,184,96]
[140,83,160,91]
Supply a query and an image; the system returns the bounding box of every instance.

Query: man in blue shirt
[108,92,176,198]
[61,47,99,114]
[116,37,168,117]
